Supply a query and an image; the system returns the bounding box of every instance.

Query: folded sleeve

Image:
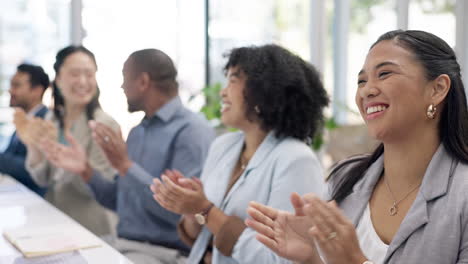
[177,216,198,247]
[214,215,247,256]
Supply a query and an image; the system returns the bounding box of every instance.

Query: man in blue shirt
[0,64,49,196]
[41,49,215,264]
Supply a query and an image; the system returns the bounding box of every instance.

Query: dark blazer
[0,105,48,196]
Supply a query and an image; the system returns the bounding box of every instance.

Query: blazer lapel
[384,144,453,262]
[221,131,279,208]
[383,194,428,262]
[341,156,384,226]
[212,133,244,207]
[243,131,279,171]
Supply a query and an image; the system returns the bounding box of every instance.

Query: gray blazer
[328,145,468,263]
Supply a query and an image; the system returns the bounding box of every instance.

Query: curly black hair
[224,44,329,141]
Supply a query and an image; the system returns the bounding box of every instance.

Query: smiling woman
[150,44,329,264]
[51,46,101,130]
[20,46,121,236]
[355,40,438,141]
[245,30,468,264]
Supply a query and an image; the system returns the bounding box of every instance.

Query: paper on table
[12,251,88,264]
[3,225,101,258]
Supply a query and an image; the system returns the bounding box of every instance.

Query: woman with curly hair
[150,44,329,263]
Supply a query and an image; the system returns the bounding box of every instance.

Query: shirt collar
[244,131,280,171]
[146,96,182,123]
[27,104,45,117]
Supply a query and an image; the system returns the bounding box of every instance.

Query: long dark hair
[331,30,468,203]
[52,45,101,129]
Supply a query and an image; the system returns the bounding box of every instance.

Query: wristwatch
[195,203,214,225]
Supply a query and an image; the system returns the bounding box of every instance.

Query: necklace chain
[240,149,250,171]
[384,176,421,216]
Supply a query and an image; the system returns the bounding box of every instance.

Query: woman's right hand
[13,108,30,144]
[151,169,212,215]
[14,108,57,147]
[245,193,323,263]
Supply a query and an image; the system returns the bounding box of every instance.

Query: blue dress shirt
[88,96,215,253]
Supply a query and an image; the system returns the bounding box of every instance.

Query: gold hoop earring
[426,104,437,119]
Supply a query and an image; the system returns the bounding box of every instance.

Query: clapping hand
[150,169,211,215]
[245,192,323,263]
[300,194,367,264]
[13,108,29,143]
[14,108,57,146]
[246,193,370,264]
[38,132,91,181]
[89,121,131,176]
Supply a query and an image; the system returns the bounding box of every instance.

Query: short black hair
[17,63,50,92]
[224,44,329,141]
[129,49,178,95]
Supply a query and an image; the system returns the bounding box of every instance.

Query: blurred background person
[151,44,329,263]
[0,63,49,196]
[20,46,120,236]
[37,48,215,264]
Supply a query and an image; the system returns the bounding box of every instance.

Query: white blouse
[356,203,389,264]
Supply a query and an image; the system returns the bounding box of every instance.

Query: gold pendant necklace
[241,162,247,170]
[384,176,421,216]
[389,202,398,216]
[240,149,249,171]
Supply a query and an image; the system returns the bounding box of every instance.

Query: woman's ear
[430,74,451,106]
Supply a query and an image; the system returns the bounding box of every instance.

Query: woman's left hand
[39,132,88,175]
[245,195,322,263]
[302,194,368,264]
[150,169,211,215]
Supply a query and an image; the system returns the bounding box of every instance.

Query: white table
[0,174,133,264]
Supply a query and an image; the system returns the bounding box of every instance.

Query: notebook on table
[3,225,101,258]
